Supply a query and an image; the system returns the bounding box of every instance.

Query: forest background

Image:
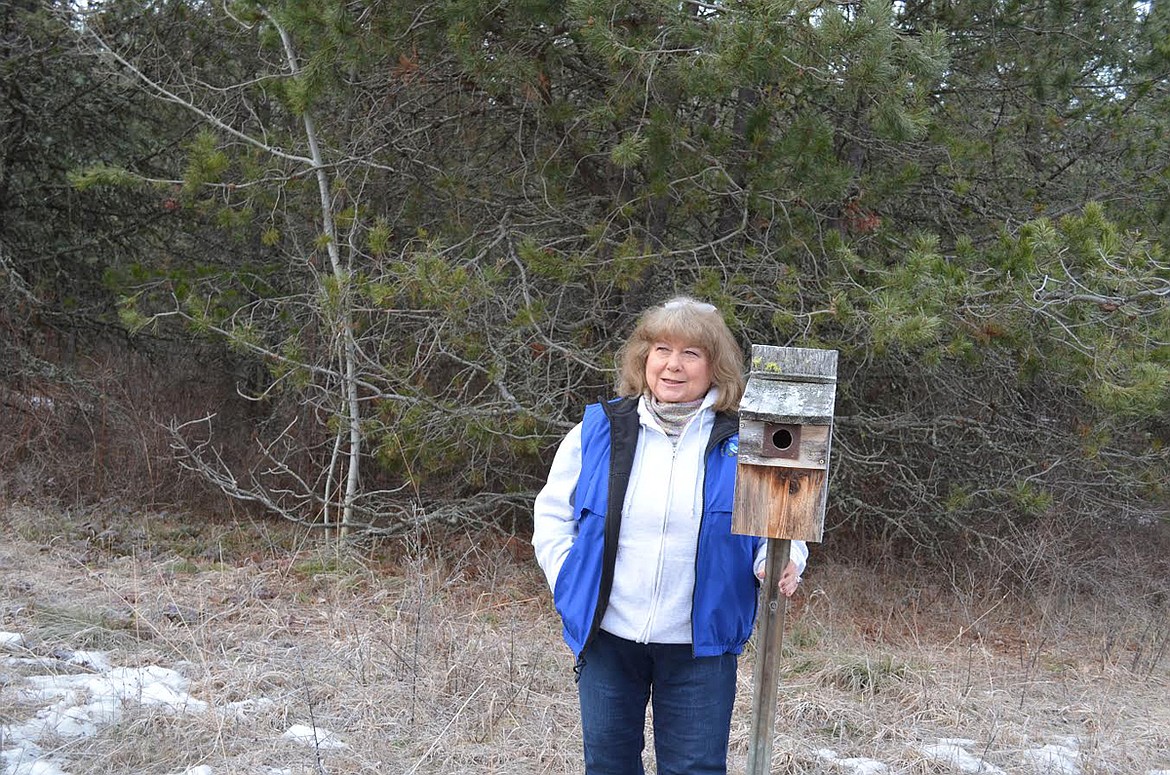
[5,0,1170,558]
[2,0,1170,772]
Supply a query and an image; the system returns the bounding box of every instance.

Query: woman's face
[644,339,712,404]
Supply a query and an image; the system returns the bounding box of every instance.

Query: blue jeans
[577,629,738,775]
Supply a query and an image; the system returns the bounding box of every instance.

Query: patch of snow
[65,651,112,672]
[19,673,90,704]
[282,724,348,750]
[171,767,213,775]
[3,657,57,669]
[0,632,26,651]
[1,743,69,775]
[219,697,274,720]
[2,635,215,775]
[1023,743,1079,774]
[917,740,1006,774]
[816,749,888,774]
[13,665,207,745]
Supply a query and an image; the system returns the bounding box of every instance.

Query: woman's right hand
[756,560,801,598]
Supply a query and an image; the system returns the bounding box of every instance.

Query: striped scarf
[646,395,704,444]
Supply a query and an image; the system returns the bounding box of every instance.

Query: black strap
[583,398,639,651]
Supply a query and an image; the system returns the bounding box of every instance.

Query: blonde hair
[615,296,746,412]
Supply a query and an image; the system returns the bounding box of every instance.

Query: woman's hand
[756,560,801,598]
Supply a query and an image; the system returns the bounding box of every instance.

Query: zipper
[637,427,679,643]
[639,408,711,644]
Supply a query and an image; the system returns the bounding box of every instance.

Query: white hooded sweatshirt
[533,388,808,645]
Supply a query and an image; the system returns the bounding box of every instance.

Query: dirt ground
[1,503,1168,774]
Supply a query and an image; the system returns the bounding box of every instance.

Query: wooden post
[745,538,790,775]
[733,344,837,775]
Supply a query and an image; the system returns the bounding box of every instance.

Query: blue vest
[552,398,762,658]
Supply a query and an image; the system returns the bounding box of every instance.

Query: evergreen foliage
[4,0,1168,546]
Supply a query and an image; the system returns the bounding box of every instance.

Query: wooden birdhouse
[732,345,837,542]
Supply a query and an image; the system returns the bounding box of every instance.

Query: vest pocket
[553,509,606,648]
[695,509,758,650]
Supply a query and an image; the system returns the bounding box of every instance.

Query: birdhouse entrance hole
[762,423,801,460]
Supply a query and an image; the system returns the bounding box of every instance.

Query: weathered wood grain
[731,465,826,541]
[749,344,838,383]
[738,422,831,470]
[738,379,837,424]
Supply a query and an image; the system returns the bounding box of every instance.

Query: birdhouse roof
[739,377,837,425]
[749,345,837,383]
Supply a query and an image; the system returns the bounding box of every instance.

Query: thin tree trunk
[271,13,361,538]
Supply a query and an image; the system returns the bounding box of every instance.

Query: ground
[1,503,1167,774]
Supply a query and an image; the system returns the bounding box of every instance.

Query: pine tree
[56,0,1169,544]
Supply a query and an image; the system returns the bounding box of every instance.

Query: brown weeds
[1,504,1167,774]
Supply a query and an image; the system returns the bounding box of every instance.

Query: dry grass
[1,502,1168,775]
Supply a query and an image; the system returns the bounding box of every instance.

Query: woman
[532,297,808,775]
